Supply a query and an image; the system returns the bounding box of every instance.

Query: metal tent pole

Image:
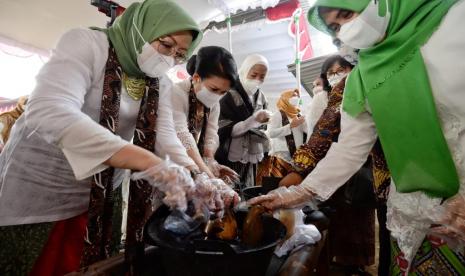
[293,8,302,101]
[226,13,233,53]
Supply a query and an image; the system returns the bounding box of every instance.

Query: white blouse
[268,111,307,162]
[0,28,194,226]
[171,79,220,155]
[297,1,465,263]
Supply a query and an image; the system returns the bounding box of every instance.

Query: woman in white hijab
[216,54,272,188]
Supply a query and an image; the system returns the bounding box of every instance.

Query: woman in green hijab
[0,0,237,274]
[251,0,465,274]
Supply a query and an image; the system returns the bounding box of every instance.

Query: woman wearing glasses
[252,0,465,274]
[0,0,223,274]
[170,46,241,190]
[280,56,386,275]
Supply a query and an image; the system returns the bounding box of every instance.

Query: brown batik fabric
[292,77,390,203]
[81,45,159,267]
[370,139,390,203]
[124,78,159,270]
[256,155,294,186]
[187,83,210,155]
[292,78,345,176]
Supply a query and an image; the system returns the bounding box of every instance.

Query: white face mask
[288,96,300,106]
[328,72,348,87]
[337,0,391,49]
[132,19,175,77]
[196,85,222,108]
[242,79,262,95]
[312,86,324,95]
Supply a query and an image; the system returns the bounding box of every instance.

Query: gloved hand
[191,174,240,218]
[430,193,465,242]
[210,178,241,209]
[131,158,195,212]
[248,185,314,210]
[254,110,272,124]
[191,173,223,216]
[204,157,240,185]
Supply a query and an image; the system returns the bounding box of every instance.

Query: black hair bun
[186,54,197,76]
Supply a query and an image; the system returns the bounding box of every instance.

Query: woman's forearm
[186,147,214,177]
[104,144,162,172]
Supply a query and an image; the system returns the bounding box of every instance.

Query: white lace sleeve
[155,78,195,168]
[177,130,198,151]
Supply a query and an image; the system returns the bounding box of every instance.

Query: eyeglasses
[327,66,346,78]
[156,36,188,64]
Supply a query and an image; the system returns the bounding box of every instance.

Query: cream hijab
[238,54,269,87]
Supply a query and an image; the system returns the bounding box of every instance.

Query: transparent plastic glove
[190,174,240,218]
[131,158,195,212]
[429,193,465,242]
[204,157,240,185]
[248,185,314,210]
[191,172,220,212]
[254,110,272,124]
[210,178,241,209]
[163,205,209,236]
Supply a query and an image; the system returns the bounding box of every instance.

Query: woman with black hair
[171,46,240,188]
[0,0,204,273]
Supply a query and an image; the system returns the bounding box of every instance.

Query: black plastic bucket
[144,205,286,276]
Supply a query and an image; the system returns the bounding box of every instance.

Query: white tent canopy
[0,0,336,101]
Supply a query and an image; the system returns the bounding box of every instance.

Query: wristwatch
[190,168,202,178]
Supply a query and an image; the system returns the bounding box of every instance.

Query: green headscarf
[95,0,202,78]
[308,0,459,198]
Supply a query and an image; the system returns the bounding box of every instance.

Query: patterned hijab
[276,89,300,119]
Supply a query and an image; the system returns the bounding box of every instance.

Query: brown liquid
[278,209,296,239]
[205,209,238,240]
[241,205,266,247]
